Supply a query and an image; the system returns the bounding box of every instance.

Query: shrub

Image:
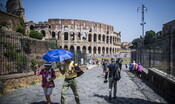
[29,30,43,40]
[0,21,9,27]
[31,58,37,67]
[16,24,25,35]
[47,41,59,49]
[16,53,27,73]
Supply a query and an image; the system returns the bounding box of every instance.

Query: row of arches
[40,30,121,44]
[61,45,119,55]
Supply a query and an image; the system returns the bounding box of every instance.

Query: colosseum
[26,19,121,61]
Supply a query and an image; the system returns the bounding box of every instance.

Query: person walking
[117,58,123,70]
[39,62,56,104]
[137,63,143,77]
[104,59,120,101]
[102,60,109,76]
[59,59,80,104]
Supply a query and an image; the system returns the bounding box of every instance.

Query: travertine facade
[26,19,121,57]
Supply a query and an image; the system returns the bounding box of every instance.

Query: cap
[44,62,52,66]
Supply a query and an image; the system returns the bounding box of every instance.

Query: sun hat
[44,62,52,66]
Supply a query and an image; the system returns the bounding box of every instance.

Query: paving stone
[0,65,174,104]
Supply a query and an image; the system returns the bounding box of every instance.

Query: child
[39,62,56,104]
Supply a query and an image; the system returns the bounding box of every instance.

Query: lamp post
[137,4,147,64]
[137,4,147,38]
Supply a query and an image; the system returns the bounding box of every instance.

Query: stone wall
[142,68,175,99]
[0,26,51,75]
[0,11,21,31]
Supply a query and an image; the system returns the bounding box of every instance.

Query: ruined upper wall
[47,19,114,32]
[0,11,21,31]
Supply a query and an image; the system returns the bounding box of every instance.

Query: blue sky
[21,0,175,42]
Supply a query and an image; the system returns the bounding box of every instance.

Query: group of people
[38,58,143,103]
[128,61,143,77]
[38,59,80,104]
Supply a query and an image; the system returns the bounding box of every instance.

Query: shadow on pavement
[31,101,59,104]
[125,70,175,104]
[94,93,163,104]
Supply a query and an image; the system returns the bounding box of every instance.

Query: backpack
[73,63,84,77]
[113,64,121,81]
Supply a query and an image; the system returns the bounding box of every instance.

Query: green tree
[144,30,157,44]
[130,38,143,48]
[29,30,43,40]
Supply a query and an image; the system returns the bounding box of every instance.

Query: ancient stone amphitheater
[26,19,121,58]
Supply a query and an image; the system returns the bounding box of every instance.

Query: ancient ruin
[26,19,121,58]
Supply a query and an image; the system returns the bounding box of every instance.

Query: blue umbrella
[42,49,74,62]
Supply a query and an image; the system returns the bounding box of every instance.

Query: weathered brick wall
[0,11,21,31]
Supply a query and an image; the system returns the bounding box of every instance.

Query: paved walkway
[0,65,174,104]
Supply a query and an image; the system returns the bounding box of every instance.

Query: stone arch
[98,34,101,41]
[77,46,81,54]
[83,32,87,40]
[88,46,92,53]
[94,34,97,42]
[106,47,108,54]
[78,32,81,40]
[93,47,97,54]
[102,35,105,42]
[30,25,34,30]
[70,32,75,40]
[64,26,69,30]
[110,47,112,54]
[41,30,46,37]
[113,36,115,43]
[110,36,112,44]
[52,31,56,38]
[102,47,105,54]
[98,47,101,54]
[57,31,61,40]
[64,45,68,50]
[88,34,92,42]
[70,45,75,53]
[106,36,109,43]
[82,46,86,53]
[64,32,68,40]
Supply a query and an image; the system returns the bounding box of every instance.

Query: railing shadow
[93,93,163,104]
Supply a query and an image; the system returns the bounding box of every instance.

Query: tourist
[137,63,143,77]
[39,62,56,104]
[125,64,128,69]
[104,58,120,101]
[59,59,80,104]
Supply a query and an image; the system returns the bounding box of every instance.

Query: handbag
[73,64,84,77]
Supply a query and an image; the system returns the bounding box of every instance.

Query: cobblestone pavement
[0,65,174,104]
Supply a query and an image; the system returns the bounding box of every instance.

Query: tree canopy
[130,30,162,48]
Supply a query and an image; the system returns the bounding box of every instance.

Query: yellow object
[63,61,77,78]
